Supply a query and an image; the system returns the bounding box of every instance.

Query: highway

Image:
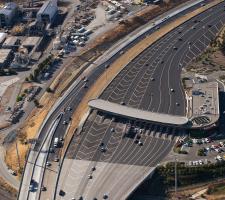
[54,2,225,200]
[17,0,225,200]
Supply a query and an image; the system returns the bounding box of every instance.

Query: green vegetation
[23,89,28,94]
[219,31,225,54]
[197,148,206,156]
[207,182,225,195]
[29,74,34,81]
[178,150,188,154]
[29,55,53,82]
[157,162,225,188]
[188,129,211,139]
[46,87,53,93]
[16,95,23,102]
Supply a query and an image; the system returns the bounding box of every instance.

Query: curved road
[54,2,225,200]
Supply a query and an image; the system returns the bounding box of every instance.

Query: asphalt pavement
[17,1,225,200]
[54,2,225,200]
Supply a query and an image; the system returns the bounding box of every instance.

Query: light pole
[105,64,109,84]
[203,25,206,48]
[175,156,178,199]
[15,141,21,170]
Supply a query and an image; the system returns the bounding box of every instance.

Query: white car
[138,141,143,146]
[205,138,210,143]
[215,155,223,161]
[205,147,211,152]
[150,77,155,81]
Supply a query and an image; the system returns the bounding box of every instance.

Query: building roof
[0,32,7,44]
[37,0,57,16]
[191,81,219,128]
[3,36,18,47]
[0,49,11,64]
[0,2,17,16]
[88,99,189,126]
[22,37,41,47]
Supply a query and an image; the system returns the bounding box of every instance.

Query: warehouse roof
[37,0,57,16]
[0,2,17,16]
[3,36,18,47]
[0,49,12,64]
[0,32,7,44]
[88,99,189,126]
[22,37,41,47]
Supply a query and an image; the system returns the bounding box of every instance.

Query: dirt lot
[168,179,225,200]
[183,26,225,80]
[0,177,17,200]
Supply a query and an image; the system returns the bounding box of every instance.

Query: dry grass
[0,176,17,197]
[5,92,57,175]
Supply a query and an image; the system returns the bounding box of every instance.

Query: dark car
[59,190,65,196]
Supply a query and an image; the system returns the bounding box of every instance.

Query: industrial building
[36,0,58,25]
[2,36,19,50]
[0,49,13,68]
[22,36,41,52]
[0,2,18,27]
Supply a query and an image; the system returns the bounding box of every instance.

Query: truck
[54,137,59,147]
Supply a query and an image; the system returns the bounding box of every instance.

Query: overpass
[88,99,189,126]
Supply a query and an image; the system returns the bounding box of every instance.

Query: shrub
[46,87,53,93]
[16,96,22,102]
[198,149,206,156]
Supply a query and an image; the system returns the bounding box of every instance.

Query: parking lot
[170,137,225,167]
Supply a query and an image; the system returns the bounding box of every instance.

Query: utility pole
[105,64,109,84]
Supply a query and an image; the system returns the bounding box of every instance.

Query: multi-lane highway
[17,1,225,200]
[54,2,225,200]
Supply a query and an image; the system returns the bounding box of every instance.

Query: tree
[33,99,40,107]
[23,89,28,94]
[198,149,206,156]
[46,87,53,93]
[16,95,22,102]
[33,69,39,78]
[29,74,34,81]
